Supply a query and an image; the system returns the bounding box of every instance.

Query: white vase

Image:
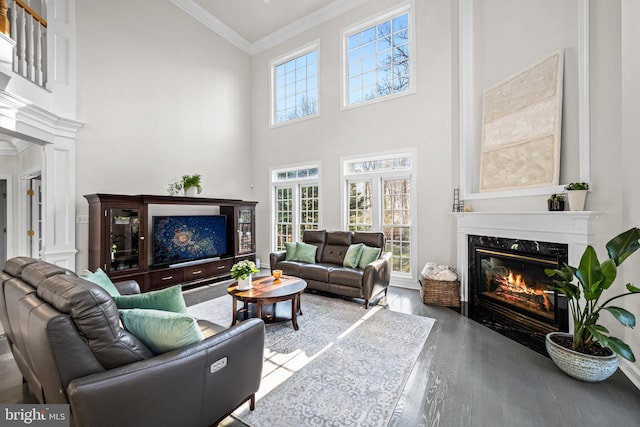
[184,187,198,197]
[566,190,587,211]
[237,274,253,291]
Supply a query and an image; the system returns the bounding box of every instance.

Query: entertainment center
[84,194,257,292]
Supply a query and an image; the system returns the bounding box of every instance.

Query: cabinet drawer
[149,269,184,288]
[183,264,211,282]
[210,259,234,277]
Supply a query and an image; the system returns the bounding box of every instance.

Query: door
[0,180,6,270]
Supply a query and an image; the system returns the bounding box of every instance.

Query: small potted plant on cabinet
[182,174,202,197]
[547,194,565,211]
[544,227,640,382]
[564,182,589,211]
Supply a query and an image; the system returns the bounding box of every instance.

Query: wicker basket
[419,278,460,308]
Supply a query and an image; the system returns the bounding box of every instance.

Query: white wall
[621,0,640,384]
[74,0,253,272]
[249,0,456,280]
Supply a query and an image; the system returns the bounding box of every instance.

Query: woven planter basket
[419,278,460,308]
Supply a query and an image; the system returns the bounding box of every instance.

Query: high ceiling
[194,0,336,43]
[174,0,369,54]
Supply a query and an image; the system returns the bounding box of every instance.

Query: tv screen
[152,215,227,266]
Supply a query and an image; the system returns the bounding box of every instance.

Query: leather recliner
[0,257,264,427]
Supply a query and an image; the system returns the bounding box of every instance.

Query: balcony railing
[4,0,47,88]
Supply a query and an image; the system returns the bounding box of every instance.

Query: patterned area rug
[187,292,435,427]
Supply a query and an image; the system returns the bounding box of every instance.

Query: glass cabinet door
[238,207,254,254]
[109,207,141,272]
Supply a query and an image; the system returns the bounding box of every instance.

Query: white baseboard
[619,358,640,390]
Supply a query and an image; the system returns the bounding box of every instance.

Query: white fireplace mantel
[453,211,601,301]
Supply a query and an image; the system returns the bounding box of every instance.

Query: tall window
[342,4,413,108]
[271,42,319,126]
[272,165,321,251]
[343,152,415,281]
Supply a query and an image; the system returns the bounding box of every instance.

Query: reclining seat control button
[210,357,227,374]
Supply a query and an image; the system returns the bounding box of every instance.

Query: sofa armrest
[113,279,141,295]
[67,318,265,427]
[362,252,392,302]
[270,251,286,271]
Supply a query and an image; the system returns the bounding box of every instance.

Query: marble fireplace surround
[453,211,600,302]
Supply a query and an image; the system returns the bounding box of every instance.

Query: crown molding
[250,0,371,55]
[170,0,253,53]
[170,0,371,56]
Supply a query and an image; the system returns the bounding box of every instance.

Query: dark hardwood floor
[2,282,640,426]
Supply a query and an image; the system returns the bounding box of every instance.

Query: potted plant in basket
[231,260,259,291]
[544,227,640,382]
[547,194,565,211]
[564,182,589,211]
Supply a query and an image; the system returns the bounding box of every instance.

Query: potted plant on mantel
[564,182,589,211]
[182,174,202,197]
[547,194,565,211]
[544,227,640,382]
[231,260,259,291]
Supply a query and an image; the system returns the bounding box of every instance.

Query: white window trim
[269,40,321,128]
[340,0,416,111]
[270,162,323,251]
[340,148,417,288]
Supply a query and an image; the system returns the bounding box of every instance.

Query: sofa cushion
[21,261,70,289]
[296,242,317,264]
[114,285,186,313]
[119,309,204,355]
[353,232,385,249]
[326,231,353,246]
[299,263,332,282]
[37,275,153,369]
[3,257,38,277]
[276,260,303,277]
[285,242,298,261]
[302,230,327,262]
[83,268,121,297]
[343,244,364,268]
[358,245,382,269]
[329,267,364,288]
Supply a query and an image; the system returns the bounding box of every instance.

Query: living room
[1,0,640,425]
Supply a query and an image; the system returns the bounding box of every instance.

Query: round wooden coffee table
[227,275,307,330]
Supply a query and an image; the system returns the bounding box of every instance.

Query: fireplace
[468,235,569,353]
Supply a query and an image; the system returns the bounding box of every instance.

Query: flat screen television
[152,215,227,267]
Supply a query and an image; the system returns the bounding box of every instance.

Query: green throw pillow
[358,245,382,269]
[83,268,121,297]
[343,243,364,268]
[296,242,317,264]
[119,309,204,355]
[114,285,187,314]
[285,242,298,261]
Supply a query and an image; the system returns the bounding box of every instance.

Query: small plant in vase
[547,194,565,211]
[182,174,202,197]
[231,260,259,290]
[564,182,589,211]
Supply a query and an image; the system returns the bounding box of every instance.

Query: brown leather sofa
[270,230,392,308]
[0,257,264,427]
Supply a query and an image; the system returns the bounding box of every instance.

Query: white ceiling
[194,0,336,44]
[171,0,370,55]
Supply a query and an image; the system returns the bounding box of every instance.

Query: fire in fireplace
[468,235,569,354]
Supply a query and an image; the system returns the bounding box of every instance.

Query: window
[343,4,413,108]
[343,151,415,283]
[272,165,321,251]
[271,42,319,126]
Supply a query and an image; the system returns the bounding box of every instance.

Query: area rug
[187,292,435,427]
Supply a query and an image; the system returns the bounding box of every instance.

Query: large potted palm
[544,227,640,381]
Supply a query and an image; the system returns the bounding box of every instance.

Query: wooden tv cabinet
[84,193,257,292]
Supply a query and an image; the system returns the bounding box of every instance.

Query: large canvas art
[479,51,563,192]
